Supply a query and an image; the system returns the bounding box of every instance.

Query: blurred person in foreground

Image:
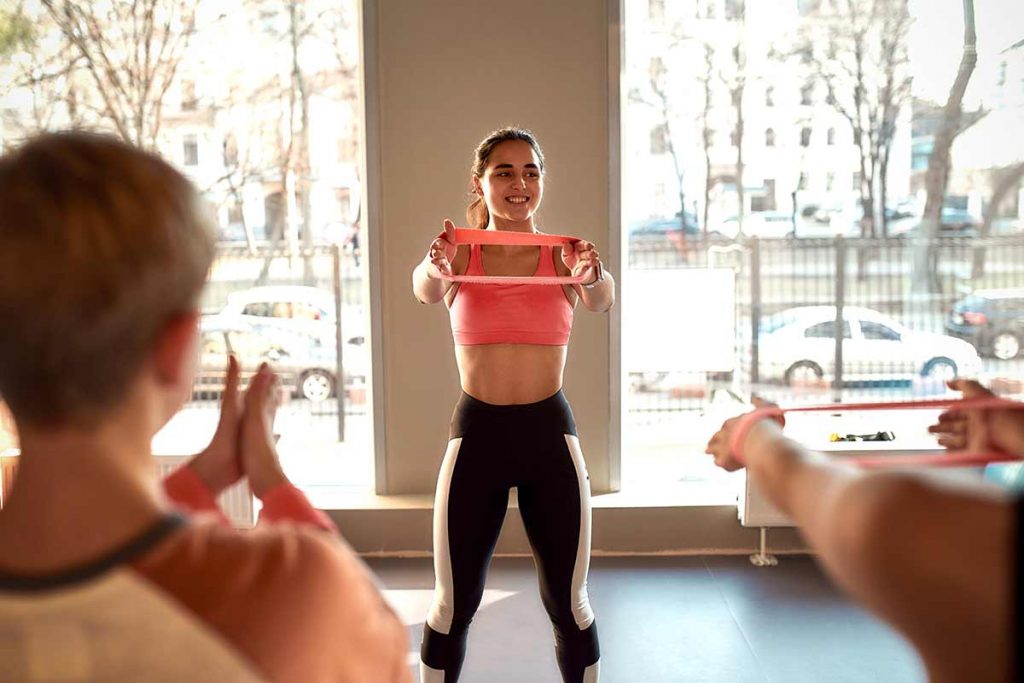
[0,132,410,682]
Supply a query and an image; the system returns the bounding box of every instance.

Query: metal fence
[191,236,1024,423]
[627,234,1024,412]
[189,244,366,439]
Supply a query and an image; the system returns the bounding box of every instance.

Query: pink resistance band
[438,228,605,285]
[729,397,1024,469]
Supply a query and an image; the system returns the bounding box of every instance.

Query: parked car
[755,306,982,386]
[202,286,338,344]
[713,211,796,240]
[946,288,1024,360]
[196,328,366,402]
[892,207,982,238]
[822,204,921,238]
[198,286,366,401]
[939,207,980,232]
[627,213,700,244]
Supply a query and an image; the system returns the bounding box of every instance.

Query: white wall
[364,0,618,494]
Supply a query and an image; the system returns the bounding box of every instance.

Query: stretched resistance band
[729,397,1024,469]
[438,227,604,285]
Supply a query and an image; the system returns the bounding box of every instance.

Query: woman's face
[474,140,544,227]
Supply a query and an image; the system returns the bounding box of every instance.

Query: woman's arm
[576,270,615,312]
[929,378,1024,455]
[412,257,451,304]
[708,411,1016,683]
[412,219,459,304]
[559,240,614,312]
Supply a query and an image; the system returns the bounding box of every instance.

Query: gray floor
[370,555,925,683]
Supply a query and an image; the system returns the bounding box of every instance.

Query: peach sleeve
[162,465,336,533]
[162,465,231,525]
[257,482,336,532]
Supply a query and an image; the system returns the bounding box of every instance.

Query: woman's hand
[705,397,785,472]
[706,413,747,472]
[240,363,289,498]
[561,240,602,285]
[928,379,1024,457]
[188,355,244,494]
[427,219,458,280]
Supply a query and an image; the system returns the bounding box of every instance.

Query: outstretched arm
[708,405,1016,683]
[413,219,459,304]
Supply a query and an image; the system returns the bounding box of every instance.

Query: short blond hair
[0,132,215,427]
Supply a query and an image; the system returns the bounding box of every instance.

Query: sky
[908,0,1024,105]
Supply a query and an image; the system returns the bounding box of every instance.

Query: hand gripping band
[438,227,604,285]
[729,397,1024,469]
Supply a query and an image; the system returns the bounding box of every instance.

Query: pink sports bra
[449,243,574,345]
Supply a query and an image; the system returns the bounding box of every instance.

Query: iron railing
[627,234,1024,412]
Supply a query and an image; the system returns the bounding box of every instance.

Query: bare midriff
[455,343,567,405]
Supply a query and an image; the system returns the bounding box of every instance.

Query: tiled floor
[371,555,925,683]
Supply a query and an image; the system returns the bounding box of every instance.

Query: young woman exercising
[412,127,614,683]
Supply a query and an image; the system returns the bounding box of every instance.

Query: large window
[624,0,1024,500]
[0,0,371,494]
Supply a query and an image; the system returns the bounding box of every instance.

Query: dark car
[627,213,701,242]
[895,208,982,238]
[945,289,1024,360]
[939,207,980,232]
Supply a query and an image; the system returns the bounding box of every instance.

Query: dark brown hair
[0,132,215,427]
[466,127,545,229]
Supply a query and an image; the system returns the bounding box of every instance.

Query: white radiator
[154,455,255,529]
[0,453,255,529]
[739,410,963,528]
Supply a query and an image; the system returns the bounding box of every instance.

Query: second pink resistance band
[438,228,604,285]
[729,397,1024,469]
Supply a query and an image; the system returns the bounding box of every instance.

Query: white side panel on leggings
[564,434,595,630]
[420,662,445,683]
[427,437,462,635]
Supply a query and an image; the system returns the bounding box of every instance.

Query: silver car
[197,286,366,401]
[756,306,982,386]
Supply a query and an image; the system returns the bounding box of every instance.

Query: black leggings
[420,391,600,682]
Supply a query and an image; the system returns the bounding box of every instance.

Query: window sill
[298,477,739,512]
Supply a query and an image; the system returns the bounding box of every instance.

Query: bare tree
[972,162,1024,278]
[243,0,360,284]
[39,0,198,149]
[647,55,689,236]
[721,10,747,236]
[874,0,912,237]
[287,0,315,284]
[627,19,704,258]
[203,123,278,253]
[1,4,90,139]
[911,0,978,294]
[700,43,714,238]
[636,3,784,242]
[806,0,912,240]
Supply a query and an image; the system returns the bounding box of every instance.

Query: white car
[202,286,339,343]
[756,306,982,386]
[712,211,796,240]
[199,286,367,401]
